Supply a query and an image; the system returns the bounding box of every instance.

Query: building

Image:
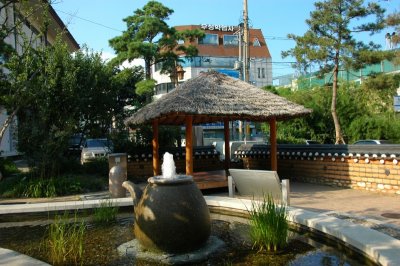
[0,0,79,156]
[151,24,272,143]
[152,24,272,99]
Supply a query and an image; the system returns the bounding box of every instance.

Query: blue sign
[216,69,239,78]
[394,96,400,112]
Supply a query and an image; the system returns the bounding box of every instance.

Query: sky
[52,0,399,78]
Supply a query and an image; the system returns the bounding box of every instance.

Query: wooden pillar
[152,119,160,176]
[185,116,193,175]
[224,118,230,172]
[269,118,277,171]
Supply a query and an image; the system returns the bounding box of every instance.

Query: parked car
[80,138,113,164]
[67,134,85,157]
[353,139,392,145]
[305,140,320,145]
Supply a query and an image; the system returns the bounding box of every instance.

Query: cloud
[99,51,145,68]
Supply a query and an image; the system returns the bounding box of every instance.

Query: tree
[72,47,117,138]
[109,1,203,91]
[282,0,389,144]
[386,9,400,64]
[109,1,174,80]
[264,73,400,144]
[11,39,78,177]
[0,0,38,146]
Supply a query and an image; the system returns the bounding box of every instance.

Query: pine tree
[283,0,389,144]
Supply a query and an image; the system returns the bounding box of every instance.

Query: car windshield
[86,139,111,148]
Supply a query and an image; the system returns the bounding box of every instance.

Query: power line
[56,8,293,42]
[271,61,297,64]
[263,36,291,40]
[54,8,123,33]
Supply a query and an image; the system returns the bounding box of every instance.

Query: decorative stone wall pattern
[236,148,399,195]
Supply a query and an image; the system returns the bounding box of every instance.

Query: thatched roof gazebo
[126,71,311,177]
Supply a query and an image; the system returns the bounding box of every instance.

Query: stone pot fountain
[122,152,211,254]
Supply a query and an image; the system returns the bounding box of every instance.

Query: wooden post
[185,116,193,175]
[224,118,230,173]
[152,119,160,176]
[269,118,277,171]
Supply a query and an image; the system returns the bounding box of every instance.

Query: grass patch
[46,212,86,265]
[248,195,289,252]
[0,174,107,198]
[93,199,119,224]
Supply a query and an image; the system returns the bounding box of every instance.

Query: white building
[0,0,79,156]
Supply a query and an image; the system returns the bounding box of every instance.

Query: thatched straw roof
[125,71,311,126]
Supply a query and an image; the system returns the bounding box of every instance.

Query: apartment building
[0,0,79,156]
[152,24,272,142]
[153,24,272,99]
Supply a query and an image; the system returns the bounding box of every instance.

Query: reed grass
[93,199,119,224]
[47,212,85,265]
[248,195,289,252]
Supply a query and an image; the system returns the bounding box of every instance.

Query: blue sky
[52,0,399,78]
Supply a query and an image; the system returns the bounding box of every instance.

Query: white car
[353,139,392,145]
[80,138,113,164]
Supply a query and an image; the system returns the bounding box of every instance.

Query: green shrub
[248,195,289,252]
[23,178,57,198]
[46,212,85,265]
[93,199,119,224]
[0,157,20,177]
[0,174,106,198]
[81,157,109,175]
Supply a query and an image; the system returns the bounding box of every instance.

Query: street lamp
[170,64,186,88]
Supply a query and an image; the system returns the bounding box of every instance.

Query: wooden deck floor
[193,170,228,190]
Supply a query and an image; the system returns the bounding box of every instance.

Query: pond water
[0,211,376,266]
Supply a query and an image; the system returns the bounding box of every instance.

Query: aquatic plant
[93,199,119,224]
[248,195,289,252]
[46,212,85,265]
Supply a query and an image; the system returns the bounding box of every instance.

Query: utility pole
[242,0,250,142]
[243,0,250,83]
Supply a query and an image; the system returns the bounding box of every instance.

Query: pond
[0,210,376,266]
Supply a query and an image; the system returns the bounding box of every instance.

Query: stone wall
[236,144,400,195]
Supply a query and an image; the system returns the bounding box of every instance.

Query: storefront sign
[394,96,400,112]
[200,24,236,32]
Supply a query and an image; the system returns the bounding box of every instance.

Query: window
[257,68,266,79]
[223,35,238,46]
[155,62,163,72]
[198,33,218,45]
[253,38,261,47]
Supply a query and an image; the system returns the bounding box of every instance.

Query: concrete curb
[0,248,50,266]
[205,196,400,266]
[1,196,399,265]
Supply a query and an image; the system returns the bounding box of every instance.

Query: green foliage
[265,74,400,144]
[81,157,109,176]
[22,178,57,198]
[73,47,118,138]
[46,212,85,265]
[248,195,289,252]
[0,174,107,198]
[135,79,156,96]
[3,39,123,178]
[93,199,119,224]
[0,157,20,177]
[282,0,388,143]
[132,125,181,147]
[109,0,174,79]
[6,38,78,178]
[109,1,202,81]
